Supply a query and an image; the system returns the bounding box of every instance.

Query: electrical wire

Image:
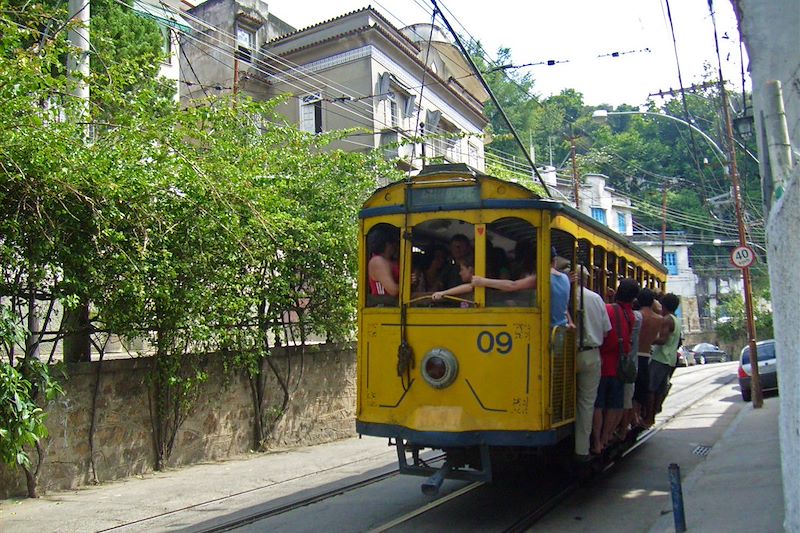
[162,0,489,157]
[121,1,759,240]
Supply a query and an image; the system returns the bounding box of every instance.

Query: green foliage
[714,290,773,343]
[0,338,64,469]
[467,39,762,250]
[466,40,539,161]
[2,0,396,462]
[91,0,164,75]
[90,0,175,117]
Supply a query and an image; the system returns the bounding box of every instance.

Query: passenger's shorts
[649,360,672,397]
[633,355,651,403]
[623,383,634,409]
[595,375,624,409]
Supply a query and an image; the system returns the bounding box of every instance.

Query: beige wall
[263,56,375,155]
[0,344,356,498]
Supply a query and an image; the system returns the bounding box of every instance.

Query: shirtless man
[632,288,666,428]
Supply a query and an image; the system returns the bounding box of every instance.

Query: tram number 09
[477,331,513,355]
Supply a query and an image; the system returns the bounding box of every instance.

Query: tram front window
[410,219,475,307]
[365,223,400,307]
[407,217,538,308]
[484,218,537,308]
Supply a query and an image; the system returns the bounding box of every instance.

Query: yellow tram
[356,164,666,492]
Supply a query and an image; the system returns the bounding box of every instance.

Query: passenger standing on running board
[633,289,667,428]
[573,266,611,461]
[648,293,681,423]
[591,278,639,455]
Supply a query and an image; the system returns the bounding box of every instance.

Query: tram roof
[362,164,667,273]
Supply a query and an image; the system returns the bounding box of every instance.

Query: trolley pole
[570,135,579,208]
[660,183,667,264]
[430,0,551,197]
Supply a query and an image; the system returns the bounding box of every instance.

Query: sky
[267,0,748,108]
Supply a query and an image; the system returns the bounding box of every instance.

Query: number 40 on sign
[730,246,756,268]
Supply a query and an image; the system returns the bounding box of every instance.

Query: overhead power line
[487,47,652,73]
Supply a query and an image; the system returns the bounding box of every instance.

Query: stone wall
[0,343,356,499]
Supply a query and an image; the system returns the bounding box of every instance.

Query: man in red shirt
[591,278,639,455]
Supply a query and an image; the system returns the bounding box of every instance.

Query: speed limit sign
[730,246,756,268]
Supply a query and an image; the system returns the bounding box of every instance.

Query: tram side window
[592,246,609,298]
[366,223,400,307]
[551,229,577,324]
[607,252,618,298]
[485,218,537,308]
[576,239,593,290]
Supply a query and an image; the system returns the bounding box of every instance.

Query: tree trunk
[22,442,45,498]
[62,303,91,363]
[88,350,105,483]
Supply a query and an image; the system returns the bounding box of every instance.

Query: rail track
[102,368,735,532]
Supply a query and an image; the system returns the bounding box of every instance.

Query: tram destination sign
[730,245,756,268]
[408,184,481,210]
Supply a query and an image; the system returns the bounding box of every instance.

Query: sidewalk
[0,382,784,532]
[649,393,784,533]
[0,437,396,532]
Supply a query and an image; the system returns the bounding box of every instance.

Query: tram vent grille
[550,327,576,424]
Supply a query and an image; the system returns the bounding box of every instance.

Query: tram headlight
[421,348,458,389]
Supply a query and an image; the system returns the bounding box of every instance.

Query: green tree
[466,40,539,163]
[1,1,395,485]
[715,289,773,346]
[0,307,63,498]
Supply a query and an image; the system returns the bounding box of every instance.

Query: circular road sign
[730,245,756,268]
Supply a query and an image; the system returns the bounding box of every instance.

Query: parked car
[738,339,779,402]
[676,345,694,367]
[688,342,728,364]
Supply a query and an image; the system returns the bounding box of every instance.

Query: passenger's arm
[432,283,473,300]
[471,274,536,292]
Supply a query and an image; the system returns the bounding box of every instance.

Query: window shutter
[404,95,416,117]
[378,72,391,98]
[425,109,441,132]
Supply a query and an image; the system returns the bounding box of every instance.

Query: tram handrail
[406,294,479,307]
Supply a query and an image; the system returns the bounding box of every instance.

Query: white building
[543,170,700,332]
[179,5,489,172]
[632,232,701,333]
[258,9,489,171]
[131,0,193,100]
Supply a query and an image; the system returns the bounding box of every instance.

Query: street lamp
[593,107,764,407]
[712,238,767,256]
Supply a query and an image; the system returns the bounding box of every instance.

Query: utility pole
[709,3,762,407]
[232,57,239,107]
[721,84,763,408]
[67,0,90,120]
[62,0,93,363]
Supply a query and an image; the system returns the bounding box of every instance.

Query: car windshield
[741,342,775,365]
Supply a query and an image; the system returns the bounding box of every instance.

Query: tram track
[102,369,735,532]
[97,449,412,533]
[195,467,404,533]
[362,369,737,533]
[502,370,738,532]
